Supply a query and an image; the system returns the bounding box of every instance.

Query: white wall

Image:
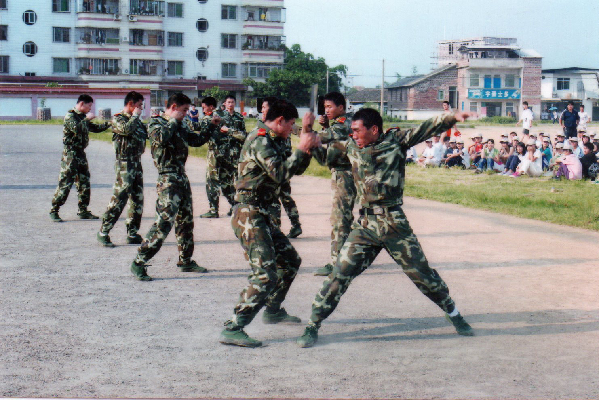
[0,97,32,116]
[45,98,76,118]
[95,98,125,113]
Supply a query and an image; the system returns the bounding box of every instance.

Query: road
[1,124,598,399]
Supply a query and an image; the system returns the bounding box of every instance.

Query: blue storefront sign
[468,89,521,99]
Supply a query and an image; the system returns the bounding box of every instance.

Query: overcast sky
[284,0,599,88]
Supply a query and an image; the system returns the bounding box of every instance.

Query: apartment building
[0,0,286,118]
[541,67,599,120]
[387,37,542,120]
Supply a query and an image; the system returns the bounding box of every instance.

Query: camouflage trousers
[51,149,91,212]
[271,180,300,227]
[329,169,357,265]
[134,173,195,265]
[226,203,302,329]
[206,150,236,212]
[308,207,456,327]
[100,159,144,236]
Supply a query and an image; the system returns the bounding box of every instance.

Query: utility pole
[326,67,329,93]
[381,59,385,115]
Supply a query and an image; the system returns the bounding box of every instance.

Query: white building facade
[540,68,599,120]
[0,0,285,116]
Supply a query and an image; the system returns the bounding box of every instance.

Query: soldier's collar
[204,111,213,116]
[71,108,85,115]
[333,114,347,124]
[257,121,276,138]
[119,111,132,118]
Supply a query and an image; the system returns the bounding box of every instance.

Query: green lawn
[39,119,599,231]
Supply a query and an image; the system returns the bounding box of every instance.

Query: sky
[284,0,599,88]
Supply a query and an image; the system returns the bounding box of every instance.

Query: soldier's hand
[86,112,96,120]
[297,130,319,153]
[211,115,221,125]
[220,126,229,133]
[302,112,315,133]
[318,115,327,125]
[454,111,477,122]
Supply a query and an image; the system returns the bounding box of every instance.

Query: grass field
[16,118,599,231]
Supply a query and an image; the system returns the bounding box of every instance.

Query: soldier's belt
[237,190,273,207]
[360,204,402,216]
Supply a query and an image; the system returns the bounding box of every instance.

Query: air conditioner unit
[128,15,137,22]
[114,13,121,20]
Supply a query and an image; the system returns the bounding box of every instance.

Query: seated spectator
[457,139,470,168]
[468,134,483,167]
[581,133,591,148]
[444,138,463,168]
[548,142,564,171]
[554,142,582,180]
[406,146,418,164]
[503,141,525,176]
[418,138,440,167]
[508,131,518,147]
[515,139,543,177]
[541,138,552,170]
[476,138,499,173]
[433,135,446,163]
[570,137,583,158]
[497,140,510,171]
[530,133,541,148]
[580,142,598,179]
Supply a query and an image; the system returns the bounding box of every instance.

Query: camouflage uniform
[270,135,301,228]
[132,115,210,266]
[205,109,247,213]
[224,121,311,329]
[51,109,110,214]
[100,112,147,236]
[313,114,357,266]
[308,114,459,328]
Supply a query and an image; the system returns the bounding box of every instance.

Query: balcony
[77,0,121,14]
[76,58,121,75]
[129,0,165,16]
[241,35,285,51]
[243,6,285,23]
[76,28,120,45]
[129,59,164,77]
[468,58,523,70]
[241,0,284,7]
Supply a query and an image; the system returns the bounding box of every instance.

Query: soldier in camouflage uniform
[297,107,476,348]
[262,96,302,238]
[50,94,110,222]
[130,93,215,281]
[97,91,147,247]
[220,100,319,348]
[200,95,247,218]
[312,92,356,276]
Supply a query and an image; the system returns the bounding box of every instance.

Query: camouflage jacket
[215,109,247,163]
[234,120,311,209]
[199,111,221,151]
[111,111,147,160]
[62,109,110,152]
[313,114,352,171]
[148,115,210,175]
[348,114,456,208]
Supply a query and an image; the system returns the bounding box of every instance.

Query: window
[222,63,236,78]
[437,90,444,101]
[505,102,514,117]
[76,58,119,75]
[505,74,516,88]
[448,43,453,55]
[196,48,208,61]
[23,10,37,25]
[493,75,501,88]
[0,25,6,41]
[167,32,183,47]
[53,58,70,73]
[221,34,236,49]
[0,0,6,9]
[25,72,36,76]
[167,61,183,75]
[484,74,492,89]
[129,59,164,76]
[23,41,37,57]
[244,63,280,79]
[470,101,478,112]
[151,90,166,107]
[0,56,8,73]
[557,78,570,91]
[196,18,208,32]
[469,73,479,87]
[198,0,207,3]
[53,27,70,43]
[52,0,70,12]
[221,5,236,20]
[167,3,183,17]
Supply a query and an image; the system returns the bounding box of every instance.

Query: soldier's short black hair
[201,96,217,108]
[323,92,346,109]
[224,94,236,103]
[166,93,191,108]
[77,94,94,104]
[263,96,278,107]
[353,108,383,133]
[124,91,144,106]
[265,99,298,122]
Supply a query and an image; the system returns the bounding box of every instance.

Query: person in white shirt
[515,139,543,177]
[432,135,445,163]
[570,137,583,158]
[516,101,534,136]
[577,105,590,139]
[406,146,418,164]
[418,138,440,167]
[457,140,470,168]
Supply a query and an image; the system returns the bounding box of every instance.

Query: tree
[201,86,230,103]
[244,44,348,106]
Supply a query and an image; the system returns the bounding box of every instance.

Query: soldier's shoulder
[234,112,245,119]
[148,115,167,126]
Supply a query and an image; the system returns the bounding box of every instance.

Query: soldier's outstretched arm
[400,112,475,148]
[185,123,211,147]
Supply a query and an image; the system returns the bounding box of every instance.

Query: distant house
[541,67,599,120]
[346,88,388,113]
